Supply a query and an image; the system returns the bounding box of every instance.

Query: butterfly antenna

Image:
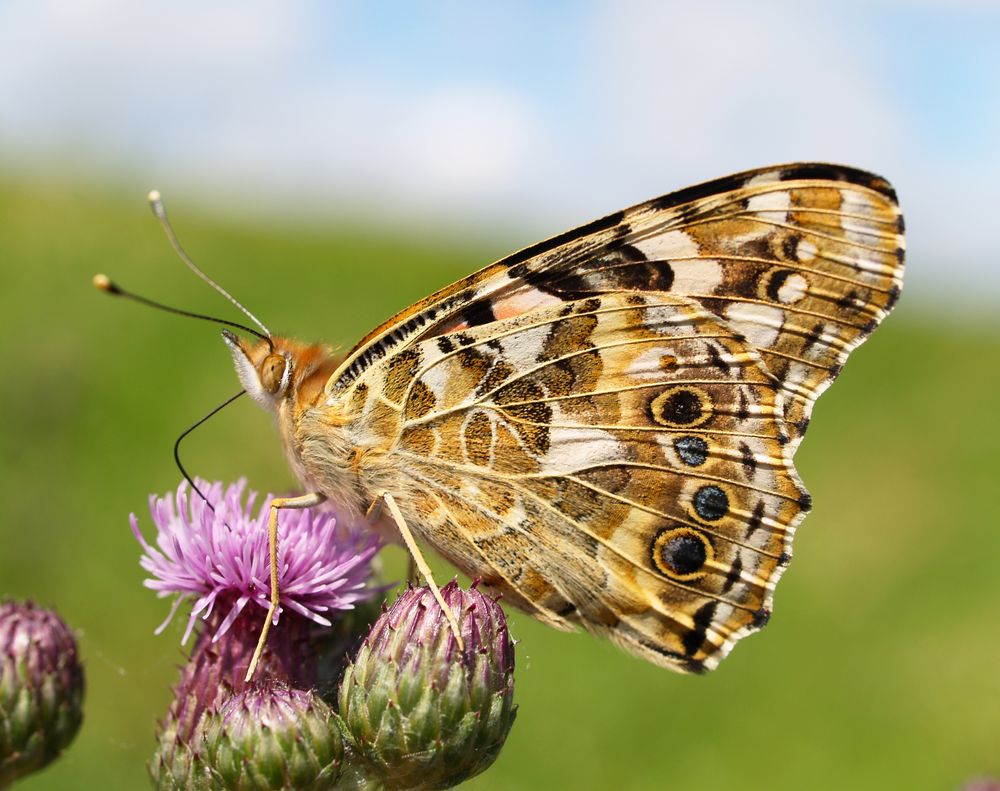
[147,190,272,338]
[92,274,271,346]
[174,389,247,512]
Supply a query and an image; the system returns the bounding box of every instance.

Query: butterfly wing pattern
[323,163,904,672]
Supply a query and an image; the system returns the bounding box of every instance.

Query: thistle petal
[132,479,381,643]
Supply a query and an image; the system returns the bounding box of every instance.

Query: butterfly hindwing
[345,292,807,671]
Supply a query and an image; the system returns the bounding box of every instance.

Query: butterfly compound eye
[260,353,288,395]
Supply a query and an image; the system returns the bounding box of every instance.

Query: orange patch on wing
[439,319,470,334]
[492,288,562,320]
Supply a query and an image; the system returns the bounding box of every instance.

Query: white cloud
[388,85,538,203]
[0,0,997,299]
[0,0,307,138]
[593,2,905,189]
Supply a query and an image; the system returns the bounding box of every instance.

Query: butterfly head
[223,330,339,413]
[223,330,291,408]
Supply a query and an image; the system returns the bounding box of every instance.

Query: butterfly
[104,163,905,677]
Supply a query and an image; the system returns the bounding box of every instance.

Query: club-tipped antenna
[93,273,271,346]
[174,389,247,512]
[147,190,272,338]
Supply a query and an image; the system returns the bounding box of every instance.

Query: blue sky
[1,1,998,302]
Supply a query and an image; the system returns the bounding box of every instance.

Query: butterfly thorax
[280,341,404,520]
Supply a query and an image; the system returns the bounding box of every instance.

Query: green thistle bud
[150,601,368,789]
[195,682,345,791]
[0,600,84,789]
[338,581,516,790]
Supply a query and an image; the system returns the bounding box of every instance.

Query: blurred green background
[0,176,997,790]
[2,3,1000,789]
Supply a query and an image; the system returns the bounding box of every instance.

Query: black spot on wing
[706,343,730,374]
[460,298,497,328]
[886,284,901,310]
[551,244,672,296]
[636,639,702,673]
[782,235,799,261]
[660,532,708,576]
[801,322,825,354]
[693,485,729,522]
[735,389,750,422]
[836,288,860,312]
[751,608,771,629]
[674,436,708,467]
[746,501,765,538]
[682,601,718,656]
[739,442,757,477]
[721,554,743,594]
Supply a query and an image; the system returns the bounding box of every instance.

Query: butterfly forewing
[318,163,903,671]
[329,163,904,451]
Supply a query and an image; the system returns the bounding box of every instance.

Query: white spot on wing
[840,189,879,216]
[796,239,817,262]
[421,361,451,402]
[500,324,550,369]
[543,426,623,474]
[747,190,789,222]
[777,273,808,304]
[671,258,722,294]
[633,229,699,260]
[723,303,785,348]
[633,230,722,294]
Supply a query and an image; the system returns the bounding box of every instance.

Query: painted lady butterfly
[113,163,907,677]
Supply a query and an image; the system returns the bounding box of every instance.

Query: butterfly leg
[245,492,326,682]
[376,491,465,651]
[362,497,415,582]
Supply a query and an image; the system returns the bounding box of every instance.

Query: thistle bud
[338,581,516,790]
[195,683,344,791]
[0,600,84,788]
[149,601,373,789]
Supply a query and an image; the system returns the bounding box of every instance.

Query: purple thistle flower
[131,479,380,645]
